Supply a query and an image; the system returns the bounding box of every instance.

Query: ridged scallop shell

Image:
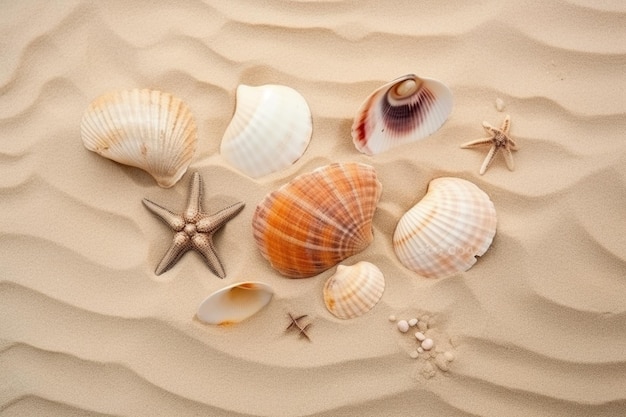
[323,262,385,319]
[352,74,453,155]
[393,177,497,278]
[253,163,382,278]
[81,89,197,188]
[196,281,273,325]
[220,84,312,178]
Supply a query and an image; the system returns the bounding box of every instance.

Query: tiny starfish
[461,114,518,175]
[285,313,312,341]
[142,172,244,277]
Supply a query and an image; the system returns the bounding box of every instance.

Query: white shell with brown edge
[393,177,497,278]
[81,89,197,188]
[220,84,312,178]
[323,262,385,319]
[352,74,453,155]
[197,281,274,325]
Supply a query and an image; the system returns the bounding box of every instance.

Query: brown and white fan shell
[252,163,382,278]
[393,177,497,278]
[220,84,312,178]
[352,74,453,155]
[323,261,385,319]
[81,89,197,188]
[196,281,274,325]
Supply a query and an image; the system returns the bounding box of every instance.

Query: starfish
[142,172,244,277]
[285,313,312,341]
[461,114,518,175]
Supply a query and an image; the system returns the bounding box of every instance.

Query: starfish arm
[155,232,192,275]
[460,137,495,148]
[143,199,185,231]
[191,233,226,278]
[479,144,498,175]
[196,202,245,234]
[184,172,202,222]
[503,146,515,171]
[501,114,511,133]
[508,137,519,150]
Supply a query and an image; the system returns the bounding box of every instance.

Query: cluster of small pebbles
[389,313,456,379]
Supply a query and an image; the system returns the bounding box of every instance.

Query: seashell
[196,281,273,325]
[220,84,312,178]
[252,162,382,278]
[352,74,453,155]
[393,177,497,278]
[323,261,385,319]
[81,89,197,188]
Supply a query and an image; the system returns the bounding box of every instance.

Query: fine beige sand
[2,1,626,416]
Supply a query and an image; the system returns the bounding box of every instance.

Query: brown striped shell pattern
[352,74,453,155]
[252,163,382,278]
[393,177,497,279]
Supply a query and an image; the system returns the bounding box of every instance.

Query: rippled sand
[1,1,625,416]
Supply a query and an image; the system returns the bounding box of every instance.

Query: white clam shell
[323,261,385,319]
[81,89,197,188]
[352,74,453,155]
[197,281,274,325]
[393,177,497,278]
[220,84,312,178]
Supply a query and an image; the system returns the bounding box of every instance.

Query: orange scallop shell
[252,163,382,278]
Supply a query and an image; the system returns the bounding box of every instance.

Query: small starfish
[285,313,312,341]
[461,114,518,175]
[142,172,244,277]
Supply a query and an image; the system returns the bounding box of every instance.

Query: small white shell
[220,84,312,178]
[352,74,453,155]
[393,177,497,278]
[196,281,273,325]
[323,262,385,319]
[81,89,197,188]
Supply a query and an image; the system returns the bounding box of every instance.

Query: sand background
[2,1,626,416]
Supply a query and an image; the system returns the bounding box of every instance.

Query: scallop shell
[196,281,274,325]
[393,177,497,278]
[253,163,382,278]
[220,84,312,178]
[323,262,385,319]
[352,74,453,155]
[81,89,197,188]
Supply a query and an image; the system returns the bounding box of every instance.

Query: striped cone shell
[323,262,385,319]
[352,74,453,155]
[393,177,497,278]
[252,163,382,278]
[81,89,197,188]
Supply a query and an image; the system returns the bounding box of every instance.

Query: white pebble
[495,98,505,112]
[417,347,424,353]
[414,332,426,341]
[408,318,418,327]
[409,350,419,359]
[421,338,434,351]
[397,320,409,333]
[388,315,397,322]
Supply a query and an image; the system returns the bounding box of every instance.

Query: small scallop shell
[220,84,312,178]
[253,163,382,278]
[196,281,274,325]
[352,74,453,155]
[393,177,497,278]
[81,89,197,188]
[323,262,385,319]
